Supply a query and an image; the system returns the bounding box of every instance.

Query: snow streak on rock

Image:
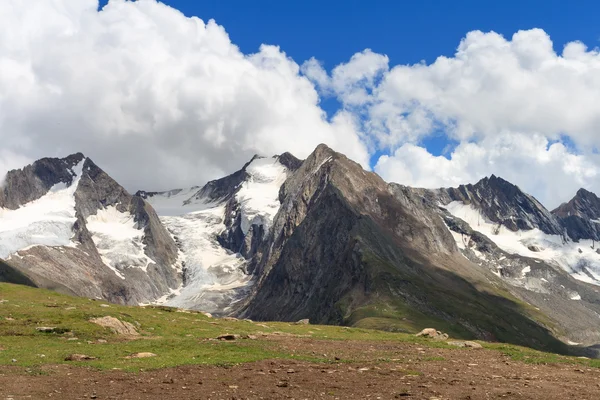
[0,160,85,259]
[446,201,600,285]
[145,156,290,313]
[236,157,288,234]
[86,206,154,279]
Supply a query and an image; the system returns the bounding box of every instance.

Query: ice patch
[157,204,250,312]
[570,293,582,301]
[86,206,154,278]
[0,160,85,259]
[446,201,600,286]
[235,157,288,234]
[142,187,205,216]
[521,266,531,277]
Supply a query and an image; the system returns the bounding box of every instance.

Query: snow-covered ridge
[143,155,291,311]
[86,206,154,279]
[446,201,600,286]
[0,159,85,259]
[236,157,288,234]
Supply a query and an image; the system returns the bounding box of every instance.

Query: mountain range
[3,144,600,356]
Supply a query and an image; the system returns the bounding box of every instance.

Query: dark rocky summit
[438,175,565,235]
[552,188,600,242]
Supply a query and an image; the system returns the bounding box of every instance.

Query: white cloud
[306,28,600,207]
[2,2,600,209]
[0,0,369,191]
[374,133,599,208]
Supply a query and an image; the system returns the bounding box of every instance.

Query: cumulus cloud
[2,2,600,208]
[307,28,600,207]
[0,0,368,191]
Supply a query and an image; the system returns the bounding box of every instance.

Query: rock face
[234,144,597,354]
[0,154,180,304]
[438,175,564,235]
[138,153,300,314]
[553,189,600,242]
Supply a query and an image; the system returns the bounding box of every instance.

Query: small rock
[36,327,58,333]
[65,354,97,361]
[99,304,111,308]
[201,312,213,318]
[67,338,79,341]
[97,339,107,344]
[221,317,238,321]
[126,352,157,359]
[216,334,239,341]
[295,319,310,325]
[11,359,17,363]
[447,340,482,349]
[5,317,14,321]
[276,381,289,388]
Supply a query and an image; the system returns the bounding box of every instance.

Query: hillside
[1,282,600,399]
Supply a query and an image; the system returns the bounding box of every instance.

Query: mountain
[137,153,301,314]
[231,145,600,354]
[553,188,600,242]
[0,154,180,304]
[5,145,600,356]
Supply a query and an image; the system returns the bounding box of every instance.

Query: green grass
[1,282,599,372]
[0,282,427,371]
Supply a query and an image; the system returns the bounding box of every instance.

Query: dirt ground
[1,338,600,400]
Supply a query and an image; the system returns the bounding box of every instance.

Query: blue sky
[98,0,600,160]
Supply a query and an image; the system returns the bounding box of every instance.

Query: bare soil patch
[2,337,599,399]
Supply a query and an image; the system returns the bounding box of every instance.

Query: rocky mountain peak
[441,175,563,235]
[0,153,87,210]
[553,188,600,220]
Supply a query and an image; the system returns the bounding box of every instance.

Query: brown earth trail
[2,337,599,400]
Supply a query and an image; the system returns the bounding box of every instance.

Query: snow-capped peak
[0,157,86,259]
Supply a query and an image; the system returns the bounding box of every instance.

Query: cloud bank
[307,29,600,207]
[0,0,368,191]
[1,1,599,208]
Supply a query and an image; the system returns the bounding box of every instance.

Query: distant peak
[276,152,303,171]
[476,174,515,190]
[575,188,597,198]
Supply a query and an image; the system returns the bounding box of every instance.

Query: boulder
[89,316,139,335]
[415,328,449,340]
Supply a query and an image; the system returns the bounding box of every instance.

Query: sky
[2,0,600,208]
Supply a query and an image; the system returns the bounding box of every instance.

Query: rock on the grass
[447,340,483,349]
[89,316,139,335]
[216,334,239,341]
[295,319,310,325]
[65,354,97,361]
[36,326,58,333]
[125,352,157,359]
[415,328,449,340]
